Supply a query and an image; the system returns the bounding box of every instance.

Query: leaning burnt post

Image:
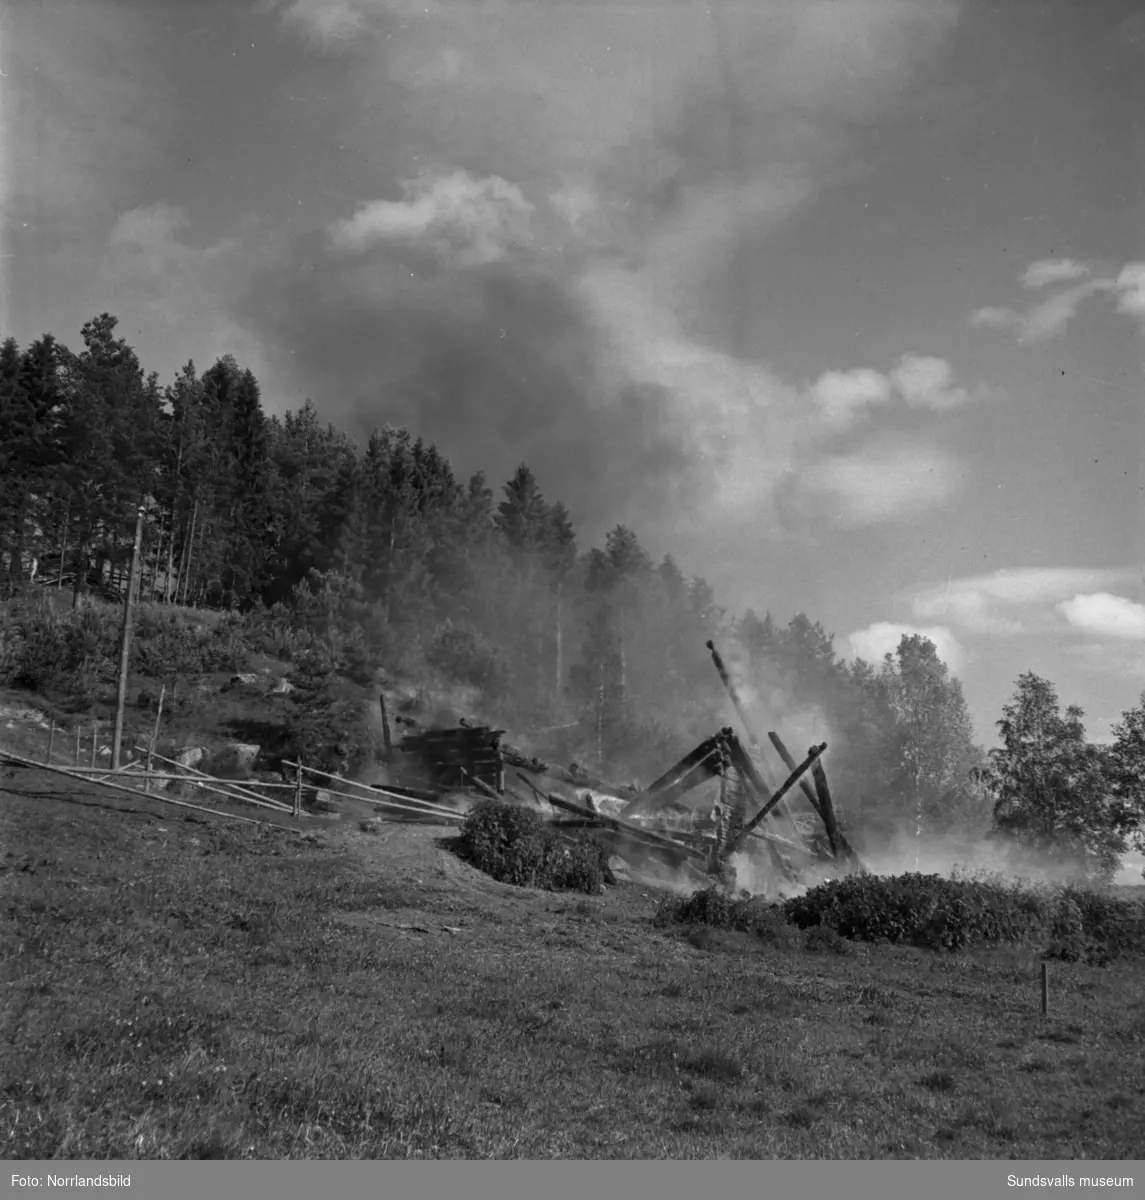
[722,742,827,860]
[768,730,860,867]
[706,641,761,750]
[810,756,862,869]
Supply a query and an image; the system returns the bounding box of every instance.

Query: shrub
[784,873,1044,951]
[1044,894,1086,963]
[783,872,1145,960]
[458,800,614,894]
[654,886,797,945]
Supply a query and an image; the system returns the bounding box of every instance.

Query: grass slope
[2,766,1144,1160]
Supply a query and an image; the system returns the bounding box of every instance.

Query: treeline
[1,314,1142,881]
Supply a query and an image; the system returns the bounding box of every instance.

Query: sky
[2,0,1144,762]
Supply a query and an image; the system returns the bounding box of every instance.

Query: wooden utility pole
[111,505,146,770]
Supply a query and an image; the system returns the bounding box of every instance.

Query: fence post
[74,724,81,767]
[46,720,56,765]
[1041,963,1049,1015]
[144,684,166,794]
[295,761,303,820]
[90,720,98,768]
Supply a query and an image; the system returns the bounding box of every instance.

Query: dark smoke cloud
[238,227,700,533]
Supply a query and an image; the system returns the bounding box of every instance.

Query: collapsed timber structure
[480,643,864,892]
[387,639,863,894]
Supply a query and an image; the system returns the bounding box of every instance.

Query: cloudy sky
[3,0,1144,749]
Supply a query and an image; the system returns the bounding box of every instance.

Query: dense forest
[1,313,1142,881]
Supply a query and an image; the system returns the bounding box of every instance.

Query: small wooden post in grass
[144,684,166,794]
[90,720,99,768]
[294,760,303,819]
[45,720,56,765]
[1041,962,1049,1015]
[74,724,81,767]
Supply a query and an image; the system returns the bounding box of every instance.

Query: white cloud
[972,257,1145,343]
[1114,262,1145,320]
[327,170,535,265]
[275,0,364,45]
[1020,258,1091,289]
[890,353,970,411]
[970,306,1021,334]
[809,368,891,429]
[1058,593,1145,641]
[843,621,966,673]
[907,566,1140,635]
[799,437,962,527]
[110,202,191,250]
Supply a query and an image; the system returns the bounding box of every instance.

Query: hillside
[3,765,1143,1160]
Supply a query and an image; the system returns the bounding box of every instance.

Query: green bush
[783,873,1043,951]
[782,872,1145,960]
[458,800,615,894]
[654,887,797,946]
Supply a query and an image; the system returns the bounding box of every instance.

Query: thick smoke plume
[242,0,963,556]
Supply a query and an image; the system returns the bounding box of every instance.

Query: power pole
[111,504,146,770]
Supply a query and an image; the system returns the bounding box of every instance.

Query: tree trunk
[57,503,70,590]
[554,580,563,702]
[383,524,396,625]
[597,678,605,773]
[164,511,178,604]
[180,498,199,607]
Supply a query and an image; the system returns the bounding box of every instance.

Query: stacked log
[399,725,505,794]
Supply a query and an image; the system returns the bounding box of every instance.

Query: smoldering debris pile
[388,640,866,900]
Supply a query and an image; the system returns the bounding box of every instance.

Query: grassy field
[2,763,1144,1160]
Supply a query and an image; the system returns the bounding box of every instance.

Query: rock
[607,855,631,879]
[174,746,206,771]
[224,673,262,692]
[210,742,261,779]
[307,788,338,813]
[270,677,295,695]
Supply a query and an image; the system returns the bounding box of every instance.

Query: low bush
[458,800,615,895]
[654,887,797,946]
[783,872,1145,960]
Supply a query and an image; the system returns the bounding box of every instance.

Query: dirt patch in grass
[2,764,1144,1159]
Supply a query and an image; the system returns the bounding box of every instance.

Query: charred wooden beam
[645,730,730,795]
[706,640,762,750]
[650,752,724,808]
[767,731,825,821]
[809,758,862,868]
[722,732,776,810]
[723,743,827,859]
[514,771,707,862]
[768,731,860,866]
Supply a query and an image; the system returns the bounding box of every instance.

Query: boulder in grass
[225,673,263,692]
[174,746,206,771]
[210,742,261,779]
